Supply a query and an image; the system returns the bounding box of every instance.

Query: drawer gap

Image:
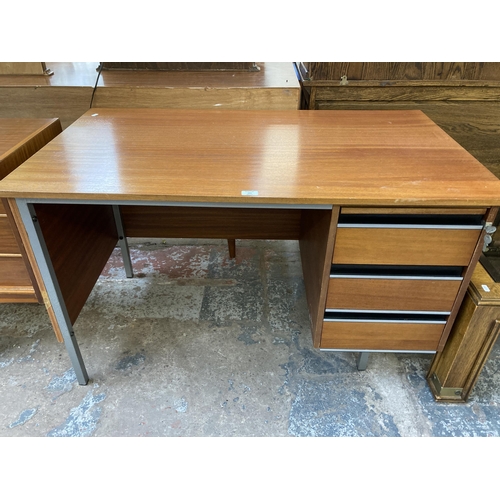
[330,264,463,279]
[337,213,484,226]
[324,311,449,323]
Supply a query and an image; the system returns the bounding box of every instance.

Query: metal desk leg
[17,199,89,385]
[357,352,369,371]
[112,205,133,278]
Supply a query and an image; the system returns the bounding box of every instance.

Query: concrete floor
[1,238,500,437]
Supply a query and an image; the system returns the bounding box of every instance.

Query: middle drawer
[326,276,461,312]
[0,215,20,254]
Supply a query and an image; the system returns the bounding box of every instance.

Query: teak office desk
[1,108,500,386]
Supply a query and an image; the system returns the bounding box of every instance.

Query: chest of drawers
[0,118,62,302]
[319,208,491,353]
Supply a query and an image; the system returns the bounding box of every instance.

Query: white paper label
[482,284,491,292]
[241,190,258,196]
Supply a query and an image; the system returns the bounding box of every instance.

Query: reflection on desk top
[1,108,500,207]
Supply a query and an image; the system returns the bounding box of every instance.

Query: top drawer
[332,213,483,266]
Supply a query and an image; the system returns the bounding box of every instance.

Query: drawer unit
[321,210,486,354]
[0,214,20,254]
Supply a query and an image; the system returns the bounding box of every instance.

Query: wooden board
[299,208,339,347]
[120,205,301,239]
[33,203,118,324]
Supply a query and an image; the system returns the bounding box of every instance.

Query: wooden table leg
[228,239,236,259]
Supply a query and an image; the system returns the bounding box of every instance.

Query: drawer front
[326,277,461,312]
[0,215,21,254]
[0,199,6,216]
[320,320,443,351]
[332,227,481,266]
[0,256,32,287]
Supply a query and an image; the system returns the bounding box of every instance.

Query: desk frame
[16,197,334,385]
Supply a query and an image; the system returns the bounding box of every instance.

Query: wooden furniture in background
[427,262,500,402]
[0,62,99,129]
[0,108,499,385]
[0,117,62,304]
[93,62,300,110]
[298,62,500,180]
[0,62,300,130]
[0,63,52,75]
[99,62,259,71]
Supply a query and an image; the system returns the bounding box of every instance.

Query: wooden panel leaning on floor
[0,118,64,341]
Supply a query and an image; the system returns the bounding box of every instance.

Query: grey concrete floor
[1,238,500,437]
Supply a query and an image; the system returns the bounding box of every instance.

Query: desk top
[1,108,500,207]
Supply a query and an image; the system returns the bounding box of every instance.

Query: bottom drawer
[320,320,443,351]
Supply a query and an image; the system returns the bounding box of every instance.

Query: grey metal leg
[357,352,369,371]
[112,205,133,278]
[17,200,89,385]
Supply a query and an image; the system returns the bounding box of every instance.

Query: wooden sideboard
[0,118,62,304]
[428,261,500,401]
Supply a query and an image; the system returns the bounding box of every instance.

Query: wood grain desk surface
[1,108,500,207]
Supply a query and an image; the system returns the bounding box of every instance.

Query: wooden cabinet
[427,262,500,401]
[319,207,489,353]
[0,118,62,303]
